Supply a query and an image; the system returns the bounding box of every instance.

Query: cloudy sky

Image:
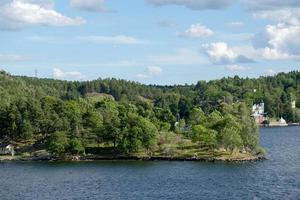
[0,0,299,84]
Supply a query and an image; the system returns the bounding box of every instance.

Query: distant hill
[1,70,299,121]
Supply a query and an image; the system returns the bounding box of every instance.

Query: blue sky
[0,0,299,85]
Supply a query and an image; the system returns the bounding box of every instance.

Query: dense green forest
[0,70,299,157]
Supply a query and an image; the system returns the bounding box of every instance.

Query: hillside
[0,70,299,160]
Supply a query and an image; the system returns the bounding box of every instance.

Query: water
[0,127,299,200]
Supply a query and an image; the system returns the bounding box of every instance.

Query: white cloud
[243,0,300,11]
[53,68,85,80]
[19,0,54,8]
[243,1,300,25]
[77,35,146,45]
[242,0,300,61]
[136,66,162,80]
[260,47,291,60]
[148,66,162,76]
[0,54,31,61]
[148,48,208,65]
[0,0,85,31]
[253,9,300,25]
[179,24,214,38]
[145,0,233,10]
[70,0,108,12]
[26,35,147,45]
[219,33,254,43]
[253,23,300,59]
[202,42,254,64]
[135,73,149,80]
[225,65,250,72]
[264,69,277,76]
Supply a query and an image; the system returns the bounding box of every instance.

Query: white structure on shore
[269,117,288,127]
[0,144,15,156]
[252,102,267,124]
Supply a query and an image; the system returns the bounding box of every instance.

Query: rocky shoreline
[0,153,266,163]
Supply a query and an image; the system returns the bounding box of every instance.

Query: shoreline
[0,153,266,163]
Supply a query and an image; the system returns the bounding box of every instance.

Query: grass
[83,131,258,160]
[6,131,261,161]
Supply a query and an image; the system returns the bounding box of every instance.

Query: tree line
[0,70,298,155]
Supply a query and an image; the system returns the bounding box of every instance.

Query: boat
[288,123,300,126]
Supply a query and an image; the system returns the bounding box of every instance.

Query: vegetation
[0,70,298,158]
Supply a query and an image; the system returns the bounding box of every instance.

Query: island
[1,71,299,162]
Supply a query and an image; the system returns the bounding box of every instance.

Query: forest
[0,70,299,157]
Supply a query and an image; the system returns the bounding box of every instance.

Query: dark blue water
[0,127,299,200]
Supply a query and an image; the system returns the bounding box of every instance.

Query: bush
[46,131,69,155]
[255,147,266,156]
[69,138,85,155]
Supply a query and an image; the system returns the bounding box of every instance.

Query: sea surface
[0,127,299,200]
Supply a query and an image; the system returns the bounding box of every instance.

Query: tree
[82,109,103,145]
[96,100,121,148]
[69,138,85,155]
[139,117,158,152]
[20,119,34,140]
[191,125,217,149]
[46,131,69,155]
[118,113,158,154]
[220,126,242,151]
[237,103,259,150]
[188,107,206,126]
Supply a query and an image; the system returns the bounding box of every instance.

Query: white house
[252,102,267,124]
[0,144,15,156]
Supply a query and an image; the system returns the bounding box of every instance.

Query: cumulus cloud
[70,0,109,12]
[0,54,32,61]
[77,35,146,45]
[202,42,254,64]
[145,0,233,10]
[0,0,85,31]
[179,24,213,38]
[136,66,162,80]
[241,0,300,60]
[19,0,54,8]
[253,9,300,26]
[253,23,300,59]
[53,68,85,80]
[243,0,300,25]
[225,65,250,72]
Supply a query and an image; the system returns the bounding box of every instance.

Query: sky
[0,0,299,85]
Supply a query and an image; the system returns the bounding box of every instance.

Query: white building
[252,102,265,116]
[252,102,267,124]
[0,144,15,156]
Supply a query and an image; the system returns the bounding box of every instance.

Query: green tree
[69,138,85,155]
[191,125,217,148]
[188,107,206,125]
[220,126,243,151]
[46,131,69,155]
